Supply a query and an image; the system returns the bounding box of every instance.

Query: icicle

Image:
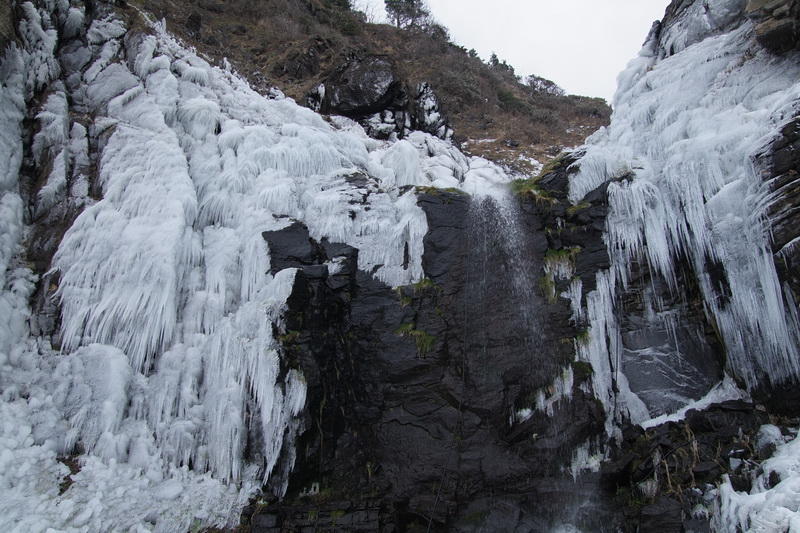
[0,46,29,358]
[569,15,800,398]
[54,124,196,373]
[17,1,60,97]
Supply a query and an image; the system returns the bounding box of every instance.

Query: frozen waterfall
[570,2,800,421]
[0,1,527,530]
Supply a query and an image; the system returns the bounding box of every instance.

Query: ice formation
[717,429,800,532]
[5,0,800,530]
[0,1,516,531]
[565,0,800,528]
[570,0,800,426]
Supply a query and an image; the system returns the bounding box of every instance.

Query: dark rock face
[250,175,749,532]
[251,193,619,531]
[614,256,724,416]
[317,56,403,118]
[262,221,328,275]
[307,56,452,141]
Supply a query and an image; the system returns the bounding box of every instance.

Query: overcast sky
[357,0,671,102]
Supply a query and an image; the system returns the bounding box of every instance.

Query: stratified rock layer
[746,0,800,51]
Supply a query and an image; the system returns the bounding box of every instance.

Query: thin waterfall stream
[454,185,614,532]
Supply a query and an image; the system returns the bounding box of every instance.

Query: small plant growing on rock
[511,178,556,205]
[566,201,591,217]
[412,277,437,294]
[539,275,557,303]
[544,246,581,280]
[536,152,568,179]
[396,322,436,355]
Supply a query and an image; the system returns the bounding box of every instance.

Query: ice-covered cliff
[0,1,514,530]
[4,0,800,531]
[563,0,800,529]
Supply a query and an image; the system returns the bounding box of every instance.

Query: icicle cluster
[569,0,800,434]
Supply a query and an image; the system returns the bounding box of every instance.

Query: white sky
[356,0,671,102]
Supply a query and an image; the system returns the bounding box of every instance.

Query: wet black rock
[262,221,328,275]
[317,55,403,118]
[604,400,771,532]
[252,192,617,531]
[639,497,682,532]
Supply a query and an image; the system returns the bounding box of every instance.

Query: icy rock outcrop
[605,399,773,533]
[316,55,403,117]
[534,155,725,422]
[561,0,800,530]
[758,118,800,326]
[308,55,453,141]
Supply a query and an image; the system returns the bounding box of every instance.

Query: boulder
[307,57,453,140]
[185,12,202,36]
[318,56,404,117]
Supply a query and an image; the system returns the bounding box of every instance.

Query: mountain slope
[127,0,611,170]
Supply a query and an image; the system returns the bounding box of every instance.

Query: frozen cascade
[0,1,527,531]
[466,183,578,425]
[568,1,800,436]
[466,184,542,356]
[562,2,800,529]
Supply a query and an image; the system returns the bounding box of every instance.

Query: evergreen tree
[384,0,429,28]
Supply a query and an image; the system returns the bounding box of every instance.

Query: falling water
[458,186,616,532]
[466,188,542,353]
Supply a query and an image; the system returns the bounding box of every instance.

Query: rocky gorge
[1,0,800,532]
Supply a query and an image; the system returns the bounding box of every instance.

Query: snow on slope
[0,1,518,531]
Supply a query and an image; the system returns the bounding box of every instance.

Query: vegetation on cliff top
[128,0,610,168]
